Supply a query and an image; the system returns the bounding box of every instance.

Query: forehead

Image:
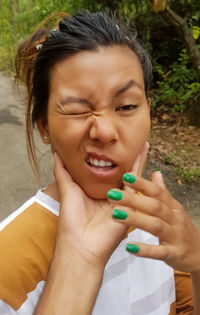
[49,46,145,96]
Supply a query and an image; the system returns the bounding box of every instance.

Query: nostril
[89,119,119,144]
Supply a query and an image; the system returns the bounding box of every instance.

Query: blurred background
[0,0,200,226]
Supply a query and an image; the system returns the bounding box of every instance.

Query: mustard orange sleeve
[174,269,193,314]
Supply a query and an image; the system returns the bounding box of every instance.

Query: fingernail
[153,169,161,173]
[126,243,140,253]
[112,209,128,220]
[123,173,136,184]
[107,190,123,201]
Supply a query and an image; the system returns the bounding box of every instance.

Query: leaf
[153,0,168,12]
[161,113,170,121]
[177,179,182,185]
[193,26,200,40]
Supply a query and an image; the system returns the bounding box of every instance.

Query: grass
[176,165,200,184]
[0,45,16,75]
[163,153,200,185]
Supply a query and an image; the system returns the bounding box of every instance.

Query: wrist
[55,230,108,273]
[53,238,105,279]
[35,240,104,315]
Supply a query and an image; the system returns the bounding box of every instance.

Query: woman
[1,11,200,315]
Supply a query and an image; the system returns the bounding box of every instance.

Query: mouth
[86,152,117,171]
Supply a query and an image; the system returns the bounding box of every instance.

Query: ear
[36,117,50,145]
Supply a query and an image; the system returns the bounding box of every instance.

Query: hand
[109,170,200,273]
[53,142,149,270]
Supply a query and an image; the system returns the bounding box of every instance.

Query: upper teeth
[88,158,112,167]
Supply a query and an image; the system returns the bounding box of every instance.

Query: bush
[151,49,200,113]
[0,45,16,74]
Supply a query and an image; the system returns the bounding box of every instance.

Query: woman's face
[44,46,151,199]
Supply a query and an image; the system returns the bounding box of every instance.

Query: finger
[129,141,149,175]
[54,152,75,199]
[137,141,149,176]
[112,207,171,238]
[123,156,140,194]
[151,170,166,188]
[110,191,172,223]
[122,173,172,206]
[126,242,169,261]
[124,141,149,194]
[152,170,182,209]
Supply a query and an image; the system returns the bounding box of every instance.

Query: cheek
[122,113,150,160]
[125,113,150,143]
[48,115,95,150]
[47,118,88,161]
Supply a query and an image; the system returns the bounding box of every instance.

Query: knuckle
[153,200,162,214]
[153,184,164,199]
[174,246,186,262]
[161,247,170,260]
[172,208,186,224]
[153,219,164,235]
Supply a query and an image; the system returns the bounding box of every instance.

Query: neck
[43,181,60,202]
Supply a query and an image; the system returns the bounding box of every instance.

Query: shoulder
[0,196,58,311]
[1,198,58,251]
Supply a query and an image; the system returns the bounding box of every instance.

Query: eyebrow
[58,79,142,107]
[114,79,142,97]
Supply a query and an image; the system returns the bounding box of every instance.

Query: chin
[80,181,122,200]
[85,189,108,200]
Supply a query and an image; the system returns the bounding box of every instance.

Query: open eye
[116,104,138,112]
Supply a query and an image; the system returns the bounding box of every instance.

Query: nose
[89,115,119,144]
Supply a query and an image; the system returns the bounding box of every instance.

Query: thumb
[54,152,75,200]
[137,141,149,176]
[130,141,150,176]
[124,141,149,193]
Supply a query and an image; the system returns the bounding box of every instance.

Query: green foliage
[163,151,200,184]
[0,0,200,114]
[152,49,200,112]
[163,152,175,164]
[0,46,16,74]
[193,26,200,40]
[176,165,200,184]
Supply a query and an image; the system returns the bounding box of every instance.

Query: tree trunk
[10,0,16,28]
[152,1,200,125]
[10,0,15,15]
[15,0,20,12]
[160,7,200,80]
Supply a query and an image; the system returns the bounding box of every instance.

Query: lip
[85,160,119,179]
[86,152,117,165]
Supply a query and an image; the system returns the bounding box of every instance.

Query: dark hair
[16,10,152,178]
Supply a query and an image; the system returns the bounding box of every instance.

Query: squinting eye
[116,104,138,112]
[68,111,91,116]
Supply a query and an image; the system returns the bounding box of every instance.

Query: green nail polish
[153,168,161,173]
[126,243,140,253]
[123,173,136,184]
[112,209,128,220]
[107,190,123,201]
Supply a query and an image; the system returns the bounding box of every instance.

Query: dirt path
[0,72,53,221]
[0,72,200,229]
